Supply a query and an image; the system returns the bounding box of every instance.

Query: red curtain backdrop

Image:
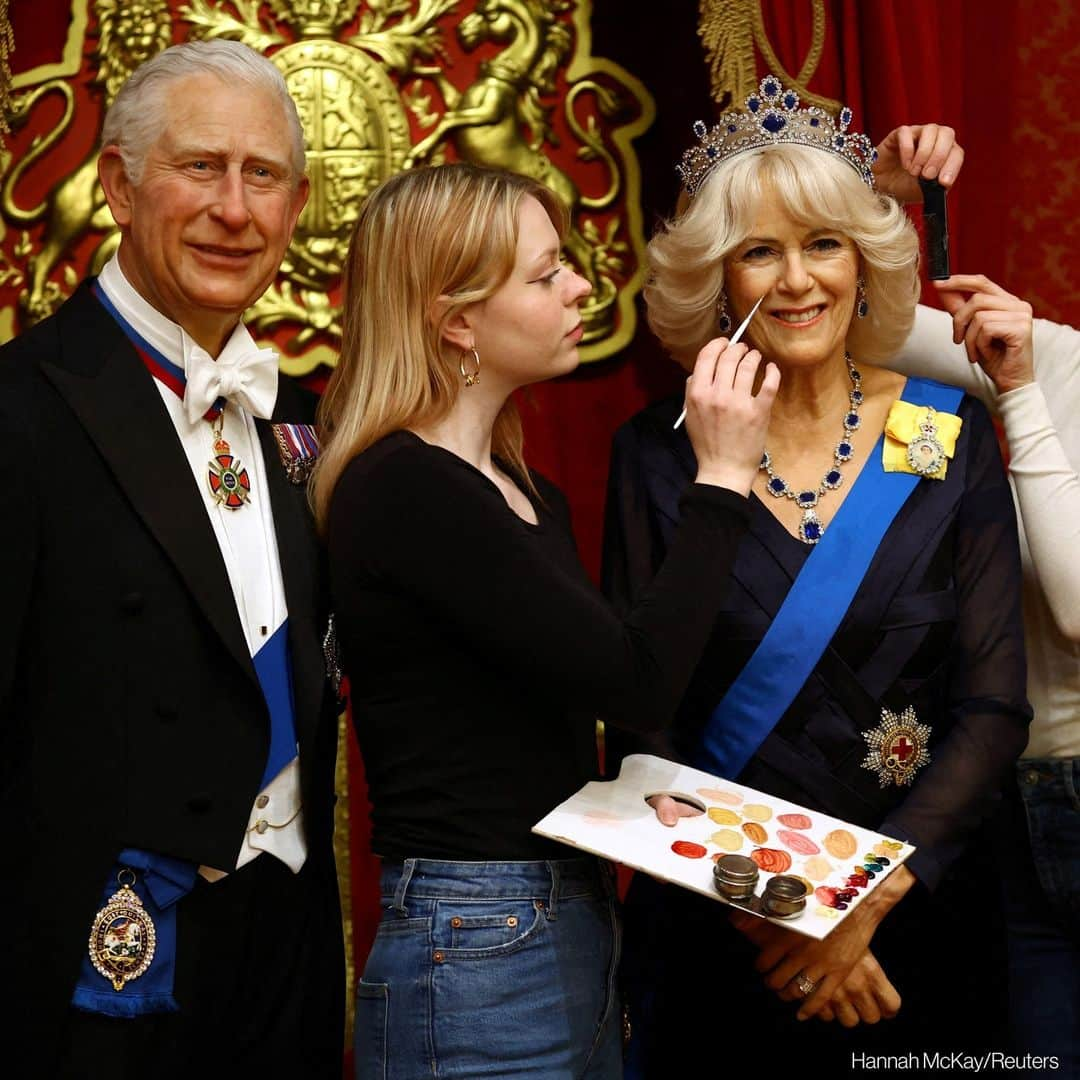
[8,4,1079,1069]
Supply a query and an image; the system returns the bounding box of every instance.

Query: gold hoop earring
[460,347,480,387]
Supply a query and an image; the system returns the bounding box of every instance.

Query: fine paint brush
[673,294,766,430]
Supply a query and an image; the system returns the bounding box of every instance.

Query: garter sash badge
[861,706,932,788]
[271,423,321,484]
[88,872,157,992]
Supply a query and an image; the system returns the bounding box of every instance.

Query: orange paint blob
[741,821,768,844]
[750,848,792,873]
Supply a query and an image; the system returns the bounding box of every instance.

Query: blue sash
[697,378,964,779]
[254,619,299,788]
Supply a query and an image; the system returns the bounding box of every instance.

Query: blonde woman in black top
[311,162,778,1079]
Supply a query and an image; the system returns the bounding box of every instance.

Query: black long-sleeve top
[328,430,749,860]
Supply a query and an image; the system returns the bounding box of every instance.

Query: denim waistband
[380,856,614,918]
[1017,756,1078,796]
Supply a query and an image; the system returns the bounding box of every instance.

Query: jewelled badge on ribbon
[861,706,932,787]
[883,400,963,481]
[906,406,947,476]
[207,410,251,509]
[88,871,157,992]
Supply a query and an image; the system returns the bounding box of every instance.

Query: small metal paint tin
[713,854,759,901]
[762,874,809,918]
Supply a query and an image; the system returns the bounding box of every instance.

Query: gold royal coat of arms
[0,0,654,372]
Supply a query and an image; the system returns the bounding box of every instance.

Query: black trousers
[55,852,344,1079]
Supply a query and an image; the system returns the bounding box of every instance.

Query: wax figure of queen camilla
[0,41,344,1076]
[603,76,1032,1072]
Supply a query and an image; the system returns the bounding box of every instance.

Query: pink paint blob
[777,829,820,856]
[696,787,743,805]
[777,813,813,830]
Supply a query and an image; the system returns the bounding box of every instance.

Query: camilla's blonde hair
[311,163,568,532]
[646,144,919,368]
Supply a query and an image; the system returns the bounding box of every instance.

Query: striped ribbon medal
[271,422,321,484]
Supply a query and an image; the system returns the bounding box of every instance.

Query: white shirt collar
[97,255,266,380]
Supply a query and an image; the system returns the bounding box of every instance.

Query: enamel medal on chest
[207,408,251,509]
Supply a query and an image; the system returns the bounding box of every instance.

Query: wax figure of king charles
[0,40,344,1077]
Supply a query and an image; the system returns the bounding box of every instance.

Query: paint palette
[532,754,915,939]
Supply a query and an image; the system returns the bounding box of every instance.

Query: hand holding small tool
[673,294,766,430]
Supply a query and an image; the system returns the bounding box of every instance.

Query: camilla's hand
[686,337,780,496]
[729,865,915,1020]
[872,124,964,203]
[813,950,902,1027]
[934,274,1035,394]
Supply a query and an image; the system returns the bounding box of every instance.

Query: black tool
[918,177,950,280]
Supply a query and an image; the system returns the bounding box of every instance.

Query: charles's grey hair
[100,39,306,186]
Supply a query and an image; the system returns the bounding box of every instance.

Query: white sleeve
[883,304,997,409]
[997,320,1080,640]
[880,305,1080,639]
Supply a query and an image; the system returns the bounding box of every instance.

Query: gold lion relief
[1,1,655,369]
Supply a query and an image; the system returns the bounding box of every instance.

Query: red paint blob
[671,840,708,859]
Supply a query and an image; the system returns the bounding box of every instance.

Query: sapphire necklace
[759,354,862,545]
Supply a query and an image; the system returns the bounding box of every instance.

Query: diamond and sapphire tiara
[676,73,878,197]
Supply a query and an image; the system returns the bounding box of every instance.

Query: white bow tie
[183,332,279,424]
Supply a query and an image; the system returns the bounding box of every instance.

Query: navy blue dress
[602,388,1031,1069]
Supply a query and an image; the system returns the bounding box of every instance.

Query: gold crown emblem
[677,74,878,197]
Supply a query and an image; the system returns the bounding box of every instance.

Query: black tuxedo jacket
[0,282,341,1047]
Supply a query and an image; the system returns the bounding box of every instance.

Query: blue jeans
[1004,759,1080,1075]
[354,857,623,1079]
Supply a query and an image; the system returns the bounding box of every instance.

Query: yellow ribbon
[882,400,963,480]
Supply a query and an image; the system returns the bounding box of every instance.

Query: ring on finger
[793,971,817,997]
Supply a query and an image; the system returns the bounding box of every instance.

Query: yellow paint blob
[711,829,743,851]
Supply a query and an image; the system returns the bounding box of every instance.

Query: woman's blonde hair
[645,144,919,368]
[311,163,568,532]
